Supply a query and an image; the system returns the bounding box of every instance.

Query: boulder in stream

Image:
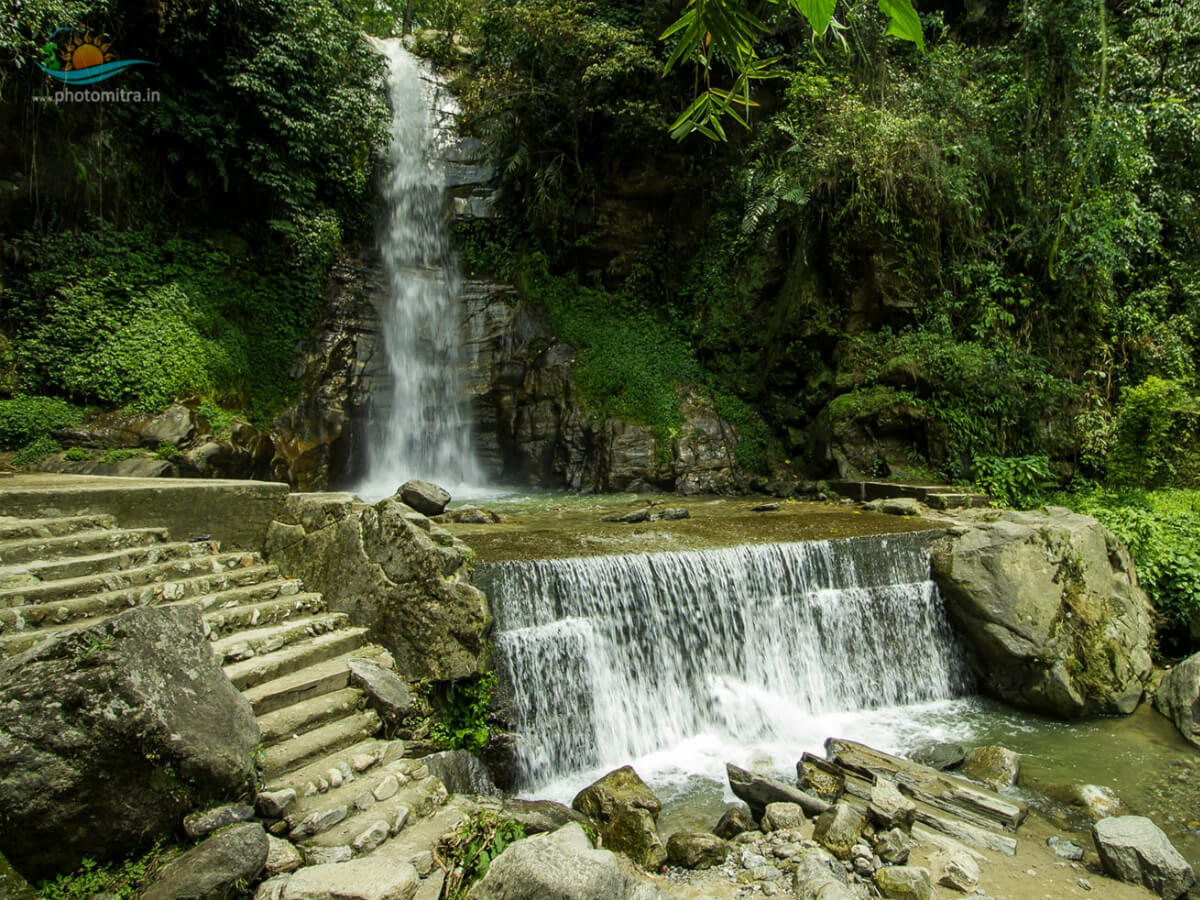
[930,507,1154,718]
[572,765,662,822]
[665,831,728,869]
[713,805,755,839]
[960,745,1021,790]
[1155,652,1200,749]
[399,479,452,516]
[813,802,865,860]
[726,763,830,821]
[1092,815,1196,899]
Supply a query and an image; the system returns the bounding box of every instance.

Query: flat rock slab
[142,822,268,900]
[282,857,419,900]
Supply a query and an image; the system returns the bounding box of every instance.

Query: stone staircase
[0,513,467,890]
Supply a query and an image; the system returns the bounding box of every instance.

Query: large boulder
[1155,652,1200,748]
[665,832,728,869]
[572,766,662,823]
[572,766,664,870]
[468,822,662,899]
[141,822,269,900]
[0,605,260,880]
[282,856,420,900]
[399,480,451,516]
[812,803,865,860]
[1092,816,1196,899]
[792,848,856,900]
[0,852,36,899]
[265,493,489,680]
[960,745,1021,790]
[502,799,591,835]
[421,750,499,797]
[930,507,1154,717]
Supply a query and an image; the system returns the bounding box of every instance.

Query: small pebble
[1078,878,1093,891]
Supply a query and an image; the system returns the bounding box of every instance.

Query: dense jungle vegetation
[1,0,1198,651]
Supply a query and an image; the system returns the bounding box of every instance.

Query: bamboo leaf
[788,0,836,36]
[878,0,925,51]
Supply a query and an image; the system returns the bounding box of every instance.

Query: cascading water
[483,531,972,795]
[358,39,481,498]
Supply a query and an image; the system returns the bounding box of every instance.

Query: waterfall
[358,39,481,499]
[483,532,972,792]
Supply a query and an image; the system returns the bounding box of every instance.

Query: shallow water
[445,492,936,562]
[521,697,1200,870]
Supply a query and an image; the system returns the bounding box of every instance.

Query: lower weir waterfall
[358,40,480,498]
[484,531,972,795]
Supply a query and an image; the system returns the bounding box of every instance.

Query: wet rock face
[930,507,1155,718]
[0,606,260,880]
[463,281,746,493]
[271,258,388,490]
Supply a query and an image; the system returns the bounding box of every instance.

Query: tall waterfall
[484,532,971,792]
[358,40,480,499]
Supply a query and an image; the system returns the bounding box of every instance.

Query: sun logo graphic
[37,27,153,84]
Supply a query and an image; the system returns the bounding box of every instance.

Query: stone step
[925,492,991,510]
[0,514,117,542]
[190,578,305,614]
[224,628,372,691]
[370,798,472,871]
[0,565,279,636]
[0,526,170,566]
[300,776,448,856]
[242,646,390,718]
[0,551,270,607]
[261,709,382,780]
[258,688,366,747]
[282,754,425,826]
[3,538,209,583]
[263,738,404,796]
[202,592,326,640]
[210,614,351,666]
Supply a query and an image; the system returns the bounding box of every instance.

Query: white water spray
[358,39,481,498]
[484,532,972,794]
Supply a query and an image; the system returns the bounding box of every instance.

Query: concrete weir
[0,474,288,550]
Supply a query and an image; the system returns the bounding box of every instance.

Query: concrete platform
[0,474,289,550]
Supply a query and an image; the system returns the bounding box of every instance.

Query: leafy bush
[62,447,93,461]
[0,396,82,450]
[1107,377,1199,488]
[12,435,60,467]
[38,843,165,900]
[154,442,181,460]
[439,810,527,900]
[1059,488,1200,655]
[973,455,1054,509]
[431,672,496,754]
[5,229,331,425]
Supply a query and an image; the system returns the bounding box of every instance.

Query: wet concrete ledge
[0,474,289,550]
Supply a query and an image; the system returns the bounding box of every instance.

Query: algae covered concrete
[0,473,288,549]
[442,495,940,563]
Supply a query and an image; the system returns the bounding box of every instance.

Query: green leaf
[878,0,925,51]
[788,0,836,36]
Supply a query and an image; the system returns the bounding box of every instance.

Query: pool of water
[442,492,937,562]
[516,696,1200,869]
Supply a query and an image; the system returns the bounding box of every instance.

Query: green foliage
[458,0,671,248]
[4,228,331,425]
[38,843,165,900]
[13,435,60,467]
[1107,377,1199,488]
[62,446,92,461]
[100,448,143,464]
[439,810,527,900]
[154,442,180,460]
[1059,488,1200,654]
[972,455,1053,509]
[431,672,495,754]
[660,0,925,140]
[0,395,82,450]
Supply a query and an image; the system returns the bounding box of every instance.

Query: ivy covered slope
[449,0,1199,648]
[0,0,389,449]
